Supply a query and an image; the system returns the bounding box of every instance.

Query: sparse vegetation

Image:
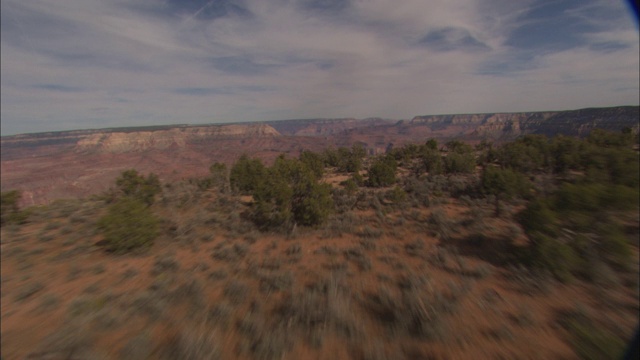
[97,197,159,253]
[115,169,162,206]
[1,190,30,225]
[2,129,638,359]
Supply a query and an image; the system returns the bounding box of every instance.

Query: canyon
[2,106,638,206]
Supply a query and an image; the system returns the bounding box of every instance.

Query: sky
[1,0,638,135]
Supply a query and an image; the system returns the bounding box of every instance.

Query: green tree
[518,198,558,237]
[587,128,633,148]
[115,169,161,206]
[338,146,363,173]
[230,154,266,194]
[251,156,333,229]
[292,181,333,226]
[481,166,530,216]
[444,140,475,174]
[497,135,550,173]
[209,162,229,191]
[252,172,294,229]
[324,145,364,173]
[475,139,497,166]
[366,156,397,187]
[1,190,29,225]
[97,198,159,253]
[550,135,584,173]
[417,148,443,175]
[299,150,325,179]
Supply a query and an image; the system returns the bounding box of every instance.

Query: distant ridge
[2,105,638,206]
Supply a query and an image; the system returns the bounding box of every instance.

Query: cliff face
[409,107,639,141]
[267,118,393,136]
[75,124,280,153]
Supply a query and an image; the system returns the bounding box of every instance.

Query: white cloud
[1,0,638,135]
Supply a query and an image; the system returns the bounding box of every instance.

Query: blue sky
[1,0,638,135]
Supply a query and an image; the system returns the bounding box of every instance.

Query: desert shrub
[417,148,444,175]
[299,150,325,178]
[518,198,559,237]
[212,243,249,262]
[362,285,446,340]
[366,156,397,187]
[402,176,431,207]
[527,232,578,282]
[428,209,453,241]
[384,186,407,204]
[237,316,292,359]
[97,198,159,253]
[396,273,430,292]
[482,166,531,215]
[277,274,361,343]
[518,169,636,279]
[223,281,250,303]
[314,245,339,255]
[497,135,550,173]
[358,225,383,239]
[291,181,333,227]
[558,308,626,360]
[555,182,638,213]
[28,322,96,359]
[36,294,61,314]
[321,212,358,238]
[596,223,633,270]
[120,332,153,359]
[285,243,301,255]
[115,169,161,206]
[151,254,179,275]
[208,162,229,191]
[343,247,372,271]
[259,271,294,293]
[172,278,206,310]
[14,281,45,302]
[230,154,267,194]
[38,232,55,243]
[340,177,359,195]
[324,144,365,173]
[587,128,634,148]
[404,238,425,257]
[161,321,221,360]
[1,190,30,225]
[208,270,228,281]
[258,257,282,270]
[251,156,333,229]
[444,140,476,174]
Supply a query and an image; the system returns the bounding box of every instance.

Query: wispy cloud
[34,84,86,92]
[1,0,637,135]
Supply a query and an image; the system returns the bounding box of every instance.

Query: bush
[115,169,161,206]
[527,232,578,282]
[204,162,229,191]
[444,140,476,174]
[97,198,159,253]
[559,308,626,360]
[292,182,333,227]
[299,150,325,179]
[323,145,365,173]
[230,154,266,194]
[366,156,397,187]
[518,199,558,237]
[1,190,30,225]
[251,156,333,229]
[417,148,443,175]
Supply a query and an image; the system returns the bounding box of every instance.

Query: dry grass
[2,165,638,360]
